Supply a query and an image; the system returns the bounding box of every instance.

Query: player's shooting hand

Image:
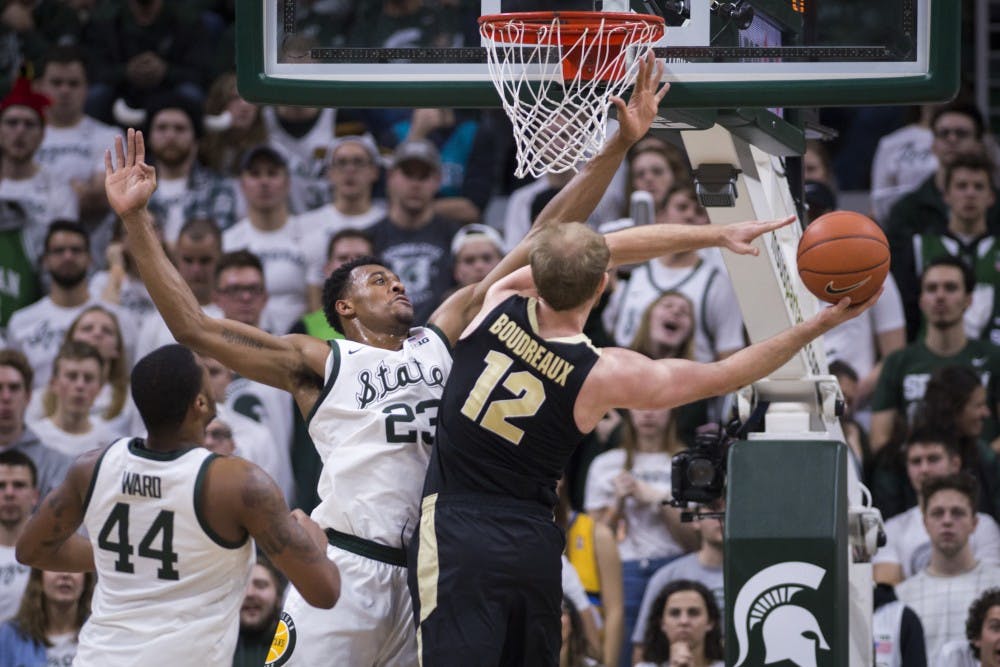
[721,215,796,256]
[105,128,157,220]
[610,50,669,146]
[814,287,883,331]
[290,509,328,554]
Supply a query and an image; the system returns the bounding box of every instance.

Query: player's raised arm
[576,292,882,431]
[16,449,100,573]
[105,130,327,394]
[429,52,668,343]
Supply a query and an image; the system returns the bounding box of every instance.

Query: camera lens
[687,458,716,487]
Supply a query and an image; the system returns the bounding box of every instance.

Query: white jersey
[77,438,253,666]
[872,599,905,667]
[308,327,453,547]
[604,255,745,362]
[223,215,321,333]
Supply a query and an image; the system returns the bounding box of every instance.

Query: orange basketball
[796,211,889,304]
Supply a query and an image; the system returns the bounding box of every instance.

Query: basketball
[796,211,890,304]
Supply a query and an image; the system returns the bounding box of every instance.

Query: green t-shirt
[872,339,1000,423]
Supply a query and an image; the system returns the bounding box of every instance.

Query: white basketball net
[480,14,663,178]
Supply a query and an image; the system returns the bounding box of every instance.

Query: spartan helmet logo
[733,562,831,667]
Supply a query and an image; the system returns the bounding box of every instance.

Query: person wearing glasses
[884,102,999,341]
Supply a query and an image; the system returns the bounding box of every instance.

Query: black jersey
[423,295,601,509]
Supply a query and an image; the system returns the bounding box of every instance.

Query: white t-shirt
[88,271,155,343]
[262,107,337,214]
[215,404,287,500]
[150,177,188,244]
[823,272,906,381]
[296,202,385,286]
[935,639,979,667]
[26,416,115,459]
[224,377,294,502]
[25,384,143,440]
[0,166,78,261]
[7,297,99,389]
[37,116,121,185]
[222,215,320,334]
[870,124,937,222]
[603,255,745,362]
[584,448,683,562]
[0,544,30,622]
[872,504,1000,579]
[561,553,592,614]
[896,561,1000,660]
[45,630,78,667]
[133,303,224,366]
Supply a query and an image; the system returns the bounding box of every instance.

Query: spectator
[368,139,463,323]
[260,105,336,214]
[560,596,602,667]
[232,554,286,667]
[89,218,157,337]
[143,94,238,241]
[625,142,688,218]
[884,102,1000,340]
[7,220,99,390]
[603,183,745,362]
[292,228,374,340]
[937,587,1000,667]
[0,76,78,261]
[631,499,726,666]
[83,0,210,124]
[557,476,624,667]
[199,357,283,485]
[0,569,94,667]
[872,582,928,667]
[198,71,267,179]
[391,108,496,223]
[212,251,294,502]
[451,223,504,289]
[870,257,1000,454]
[585,408,697,667]
[635,580,724,667]
[803,139,836,188]
[917,365,1000,521]
[561,555,603,663]
[297,135,385,311]
[870,105,938,222]
[223,145,315,334]
[26,341,112,458]
[872,429,1000,585]
[829,360,873,478]
[0,450,36,622]
[896,473,1000,659]
[134,217,223,361]
[57,305,140,438]
[0,350,69,497]
[34,45,119,228]
[893,151,998,344]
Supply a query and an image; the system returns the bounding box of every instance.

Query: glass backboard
[236,0,958,109]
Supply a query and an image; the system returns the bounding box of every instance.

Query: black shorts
[407,493,564,667]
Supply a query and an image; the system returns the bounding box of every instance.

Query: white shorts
[266,543,417,667]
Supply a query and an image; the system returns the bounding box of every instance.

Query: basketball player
[101,53,788,665]
[408,222,880,665]
[14,344,340,665]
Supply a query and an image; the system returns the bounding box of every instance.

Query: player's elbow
[302,563,341,609]
[14,537,41,568]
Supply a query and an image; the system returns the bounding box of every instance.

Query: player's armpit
[237,464,340,609]
[16,451,98,572]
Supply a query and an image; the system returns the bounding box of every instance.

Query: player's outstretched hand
[291,509,328,554]
[104,128,157,220]
[813,287,883,331]
[720,215,796,256]
[611,50,669,146]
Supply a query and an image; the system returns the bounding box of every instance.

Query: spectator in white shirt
[0,450,37,622]
[938,587,1000,666]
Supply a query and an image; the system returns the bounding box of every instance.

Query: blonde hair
[44,305,128,420]
[619,408,684,471]
[629,291,697,361]
[12,569,94,647]
[529,223,610,311]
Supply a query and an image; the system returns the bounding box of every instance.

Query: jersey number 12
[461,350,546,445]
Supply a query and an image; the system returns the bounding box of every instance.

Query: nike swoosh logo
[348,348,362,355]
[824,276,871,296]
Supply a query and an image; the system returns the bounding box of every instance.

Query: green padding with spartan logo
[725,440,848,667]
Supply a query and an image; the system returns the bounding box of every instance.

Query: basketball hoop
[479,11,665,178]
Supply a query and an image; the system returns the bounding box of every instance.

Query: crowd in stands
[0,1,997,666]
